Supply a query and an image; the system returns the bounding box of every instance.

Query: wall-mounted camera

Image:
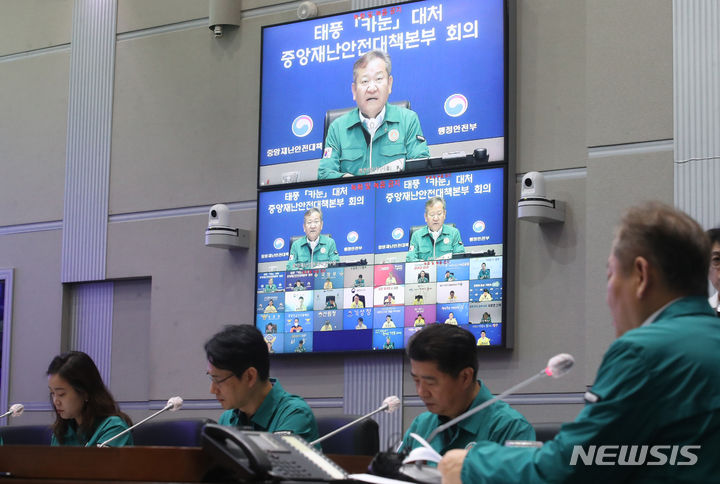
[297,1,318,19]
[518,172,565,224]
[205,204,250,249]
[209,0,242,39]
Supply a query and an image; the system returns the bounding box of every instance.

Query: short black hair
[205,325,270,381]
[407,324,477,379]
[708,228,720,247]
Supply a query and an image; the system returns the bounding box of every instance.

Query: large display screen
[255,166,507,354]
[258,0,506,186]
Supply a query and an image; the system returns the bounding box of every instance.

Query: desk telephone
[201,424,348,482]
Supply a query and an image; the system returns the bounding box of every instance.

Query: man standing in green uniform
[287,207,340,270]
[205,325,318,442]
[399,324,534,456]
[407,197,465,262]
[318,50,429,179]
[440,202,720,483]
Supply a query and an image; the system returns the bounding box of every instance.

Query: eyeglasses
[207,372,234,385]
[711,256,720,268]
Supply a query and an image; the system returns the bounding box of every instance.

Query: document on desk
[402,433,442,464]
[348,473,413,484]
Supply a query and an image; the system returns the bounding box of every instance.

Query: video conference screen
[255,166,507,354]
[258,0,506,186]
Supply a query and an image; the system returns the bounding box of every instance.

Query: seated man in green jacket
[287,207,340,270]
[205,325,318,443]
[407,197,465,262]
[440,202,720,483]
[399,324,534,456]
[318,50,429,179]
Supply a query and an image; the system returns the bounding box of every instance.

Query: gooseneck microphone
[0,403,24,419]
[420,353,574,446]
[376,354,575,483]
[310,395,401,447]
[97,396,183,447]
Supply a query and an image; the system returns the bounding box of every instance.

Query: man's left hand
[438,449,468,484]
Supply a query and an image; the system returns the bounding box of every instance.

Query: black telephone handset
[201,424,348,482]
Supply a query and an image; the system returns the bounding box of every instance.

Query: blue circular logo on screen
[273,238,285,250]
[291,115,313,137]
[472,220,486,233]
[347,231,359,244]
[444,94,468,117]
[391,228,405,240]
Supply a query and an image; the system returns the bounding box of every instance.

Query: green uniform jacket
[461,297,720,483]
[318,103,429,179]
[218,379,319,443]
[286,234,340,270]
[399,381,535,456]
[50,415,132,447]
[406,225,465,262]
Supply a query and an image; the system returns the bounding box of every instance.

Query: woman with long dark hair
[47,351,132,446]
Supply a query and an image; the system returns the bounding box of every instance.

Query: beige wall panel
[515,0,586,173]
[110,279,151,401]
[106,211,255,399]
[0,230,63,405]
[400,175,587,393]
[586,0,672,147]
[271,353,345,399]
[512,175,587,388]
[117,0,207,33]
[584,148,674,382]
[241,0,350,14]
[106,211,346,401]
[0,53,68,226]
[116,0,351,36]
[0,0,72,57]
[116,0,352,37]
[111,26,258,213]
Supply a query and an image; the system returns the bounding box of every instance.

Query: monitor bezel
[256,0,510,189]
